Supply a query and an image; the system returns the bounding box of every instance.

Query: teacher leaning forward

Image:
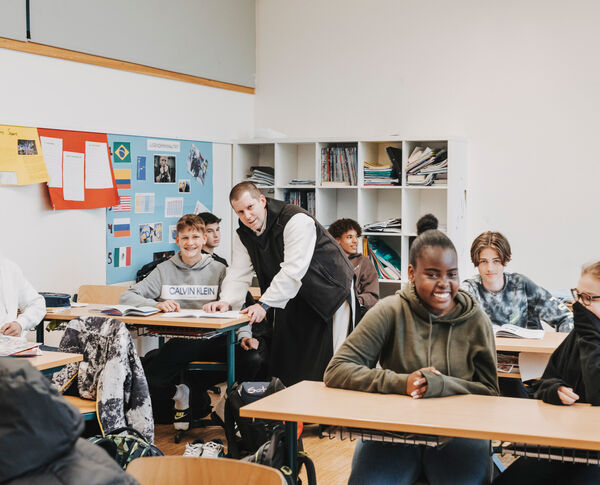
[204,182,354,386]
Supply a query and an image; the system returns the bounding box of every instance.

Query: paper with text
[62,152,85,201]
[85,141,113,189]
[40,136,63,188]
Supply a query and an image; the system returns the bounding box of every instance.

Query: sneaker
[201,439,224,458]
[183,438,204,457]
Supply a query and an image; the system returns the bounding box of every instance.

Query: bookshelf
[232,137,467,295]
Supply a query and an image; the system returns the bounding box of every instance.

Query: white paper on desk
[518,352,551,381]
[85,141,113,188]
[62,152,85,201]
[40,136,63,187]
[158,310,242,319]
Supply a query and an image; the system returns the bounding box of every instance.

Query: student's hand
[203,300,231,312]
[156,300,180,312]
[241,303,266,324]
[406,367,441,399]
[240,337,259,351]
[557,386,579,405]
[0,321,22,336]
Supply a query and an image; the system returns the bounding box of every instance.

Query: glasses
[570,288,600,306]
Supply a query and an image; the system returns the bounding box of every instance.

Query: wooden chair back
[77,285,128,305]
[126,456,286,485]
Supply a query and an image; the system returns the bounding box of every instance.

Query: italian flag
[114,247,131,267]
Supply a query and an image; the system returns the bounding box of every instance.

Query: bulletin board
[37,128,119,209]
[105,134,213,284]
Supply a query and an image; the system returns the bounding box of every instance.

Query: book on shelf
[363,218,402,233]
[158,309,242,319]
[366,237,402,280]
[321,146,357,186]
[101,305,160,317]
[406,146,448,186]
[492,324,544,339]
[285,190,315,216]
[246,166,275,186]
[288,179,315,186]
[0,335,41,357]
[363,160,399,186]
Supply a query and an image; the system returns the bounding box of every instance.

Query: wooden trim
[0,37,255,94]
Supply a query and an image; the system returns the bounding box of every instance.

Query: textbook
[158,309,243,319]
[101,305,160,317]
[0,336,41,357]
[492,324,544,339]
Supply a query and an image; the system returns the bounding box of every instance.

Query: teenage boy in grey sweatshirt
[120,214,263,423]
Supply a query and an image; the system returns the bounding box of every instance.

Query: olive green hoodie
[324,284,499,397]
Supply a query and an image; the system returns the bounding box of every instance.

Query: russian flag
[114,246,132,267]
[114,168,131,189]
[113,218,131,237]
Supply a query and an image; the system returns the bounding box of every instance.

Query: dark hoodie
[324,285,499,397]
[0,358,136,484]
[533,302,600,406]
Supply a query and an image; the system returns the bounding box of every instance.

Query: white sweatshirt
[0,256,46,336]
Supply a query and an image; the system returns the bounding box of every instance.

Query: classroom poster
[0,125,49,185]
[105,134,213,284]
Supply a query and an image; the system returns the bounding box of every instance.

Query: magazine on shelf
[158,310,243,319]
[101,305,160,317]
[492,324,544,339]
[0,335,41,357]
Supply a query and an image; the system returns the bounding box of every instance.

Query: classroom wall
[0,48,254,294]
[254,0,600,289]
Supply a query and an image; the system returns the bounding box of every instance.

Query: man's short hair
[470,231,512,266]
[328,218,362,239]
[197,212,221,225]
[229,181,263,202]
[176,214,205,234]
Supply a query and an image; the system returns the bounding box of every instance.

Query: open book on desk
[158,309,243,319]
[101,305,160,317]
[493,324,544,339]
[0,335,41,357]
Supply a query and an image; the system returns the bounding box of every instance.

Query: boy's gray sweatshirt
[120,252,226,309]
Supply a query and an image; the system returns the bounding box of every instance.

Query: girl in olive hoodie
[324,220,499,485]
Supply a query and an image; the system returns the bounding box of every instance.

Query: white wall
[254,0,600,289]
[0,48,253,294]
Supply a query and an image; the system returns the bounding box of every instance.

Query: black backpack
[135,253,173,282]
[224,378,286,459]
[242,426,317,485]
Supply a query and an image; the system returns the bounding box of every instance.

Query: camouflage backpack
[89,426,163,469]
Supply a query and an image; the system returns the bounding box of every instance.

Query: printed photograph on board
[139,222,163,244]
[17,139,38,155]
[154,155,176,183]
[178,179,190,192]
[187,144,208,185]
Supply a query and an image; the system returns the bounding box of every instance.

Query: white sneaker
[183,442,204,457]
[201,440,224,458]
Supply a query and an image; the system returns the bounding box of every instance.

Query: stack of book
[246,166,275,186]
[367,237,401,280]
[288,179,315,186]
[321,146,357,186]
[363,218,402,234]
[363,161,398,186]
[405,147,448,186]
[285,190,316,216]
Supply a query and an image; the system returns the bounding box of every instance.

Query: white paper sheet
[165,197,184,218]
[62,152,85,201]
[194,200,210,215]
[40,136,63,188]
[158,310,243,319]
[518,352,551,381]
[85,141,113,189]
[135,193,155,213]
[0,172,18,185]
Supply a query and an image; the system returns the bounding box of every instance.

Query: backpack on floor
[89,426,164,469]
[223,378,286,459]
[242,426,317,485]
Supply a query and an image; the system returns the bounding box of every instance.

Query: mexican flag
[114,246,131,267]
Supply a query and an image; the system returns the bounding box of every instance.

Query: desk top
[27,350,83,371]
[240,381,600,451]
[496,331,567,353]
[44,305,249,329]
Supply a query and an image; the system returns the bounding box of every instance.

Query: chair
[63,395,97,421]
[127,456,286,485]
[76,284,129,304]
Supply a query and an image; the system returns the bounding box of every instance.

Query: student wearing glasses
[493,261,600,485]
[461,231,573,333]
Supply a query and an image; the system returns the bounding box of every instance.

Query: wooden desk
[241,380,600,478]
[44,305,249,387]
[249,286,261,301]
[27,350,83,374]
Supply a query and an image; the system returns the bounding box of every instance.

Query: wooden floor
[155,423,355,485]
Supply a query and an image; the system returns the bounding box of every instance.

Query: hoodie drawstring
[446,324,453,375]
[427,314,433,367]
